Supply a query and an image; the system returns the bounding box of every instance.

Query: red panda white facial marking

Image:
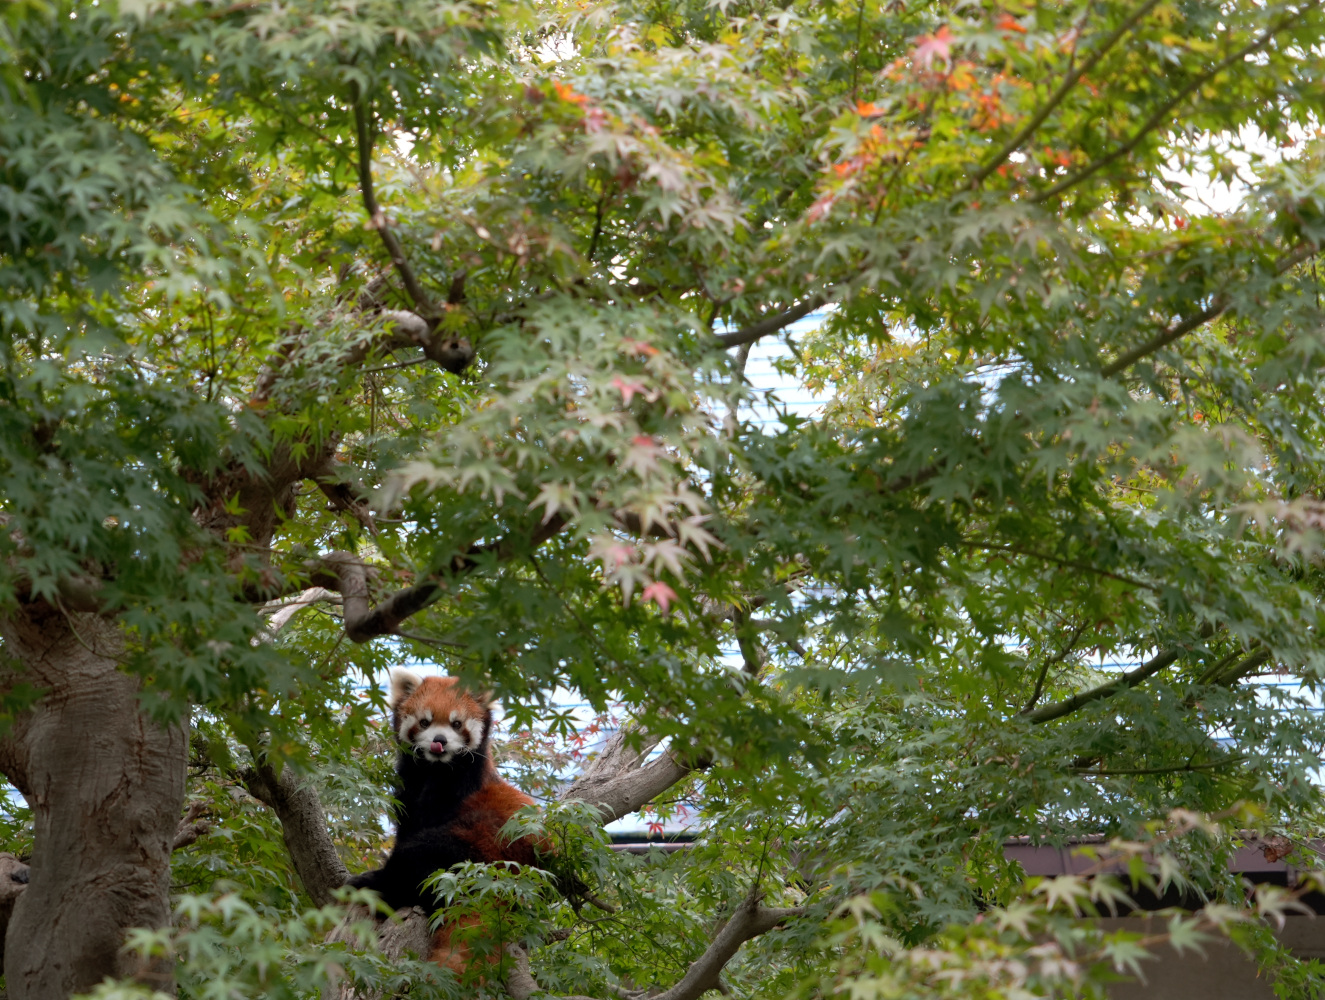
[388,669,489,763]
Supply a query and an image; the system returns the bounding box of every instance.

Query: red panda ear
[388,668,422,709]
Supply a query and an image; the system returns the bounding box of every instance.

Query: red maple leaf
[641,580,677,613]
[913,26,953,72]
[611,375,646,403]
[805,194,836,223]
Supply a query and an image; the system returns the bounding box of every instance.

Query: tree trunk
[0,603,186,1000]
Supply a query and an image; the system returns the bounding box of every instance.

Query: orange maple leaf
[552,80,589,105]
[620,338,660,357]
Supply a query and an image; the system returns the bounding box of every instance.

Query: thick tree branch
[240,762,349,906]
[325,905,435,1000]
[374,309,475,373]
[559,727,706,825]
[502,945,553,1000]
[715,295,827,350]
[171,801,212,852]
[262,587,338,634]
[651,890,802,1000]
[1024,646,1182,724]
[312,515,568,643]
[1099,244,1314,375]
[309,551,430,643]
[0,852,29,973]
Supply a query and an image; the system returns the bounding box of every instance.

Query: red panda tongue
[430,740,446,755]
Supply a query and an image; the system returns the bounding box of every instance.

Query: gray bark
[651,893,802,1000]
[240,762,350,907]
[559,728,702,825]
[0,603,186,1000]
[0,853,30,975]
[324,904,433,1000]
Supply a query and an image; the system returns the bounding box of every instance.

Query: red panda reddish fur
[345,671,541,970]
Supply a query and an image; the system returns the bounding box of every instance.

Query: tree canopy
[4,0,1325,997]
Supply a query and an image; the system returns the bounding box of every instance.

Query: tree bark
[0,853,31,975]
[240,762,350,907]
[0,603,186,1000]
[324,904,433,1000]
[559,727,705,825]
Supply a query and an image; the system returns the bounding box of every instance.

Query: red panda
[346,669,541,970]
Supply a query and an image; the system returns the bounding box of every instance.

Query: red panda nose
[429,736,447,753]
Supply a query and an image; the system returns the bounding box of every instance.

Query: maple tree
[4,0,1325,998]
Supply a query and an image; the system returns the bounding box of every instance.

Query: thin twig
[972,0,1164,186]
[1020,618,1091,713]
[966,541,1158,592]
[363,354,429,374]
[1034,5,1317,204]
[353,98,435,315]
[1073,755,1246,777]
[396,629,466,649]
[849,0,868,101]
[587,188,609,263]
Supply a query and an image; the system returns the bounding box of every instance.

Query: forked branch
[171,800,212,852]
[311,514,568,643]
[558,726,708,824]
[650,890,802,1000]
[1025,645,1183,724]
[972,0,1163,186]
[1035,5,1318,205]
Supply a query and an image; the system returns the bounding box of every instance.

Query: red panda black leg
[346,827,476,912]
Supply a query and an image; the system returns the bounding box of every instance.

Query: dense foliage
[5,0,1325,996]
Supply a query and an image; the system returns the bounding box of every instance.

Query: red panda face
[388,669,491,763]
